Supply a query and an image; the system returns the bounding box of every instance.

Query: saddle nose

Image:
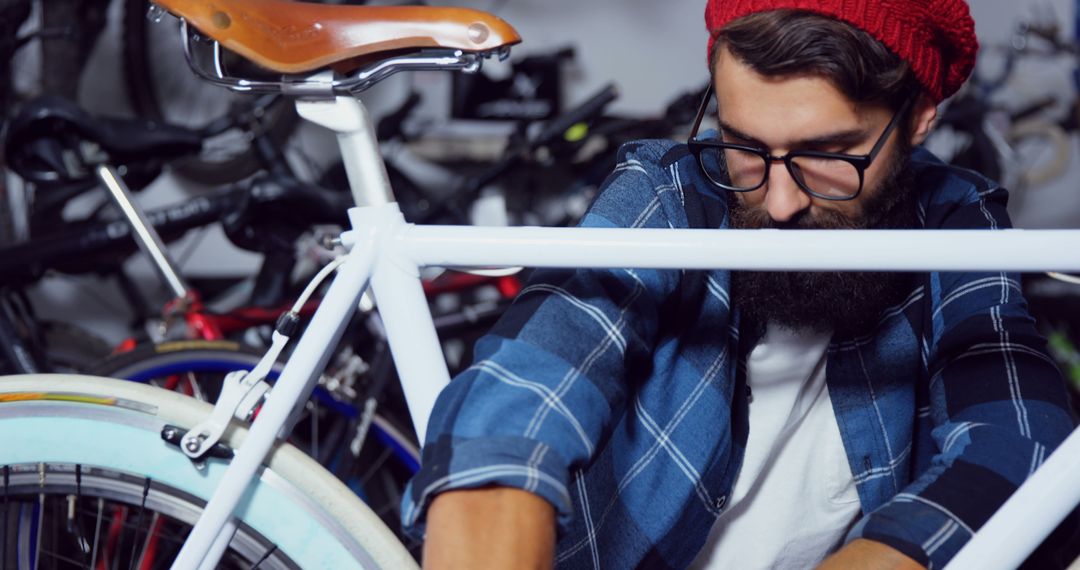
[5,96,202,184]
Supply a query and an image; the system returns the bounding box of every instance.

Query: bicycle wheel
[88,339,422,550]
[0,373,417,568]
[121,0,300,185]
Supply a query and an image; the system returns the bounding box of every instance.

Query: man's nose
[763,160,812,223]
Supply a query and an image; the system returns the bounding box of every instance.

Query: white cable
[291,256,348,313]
[1045,272,1080,286]
[462,267,524,277]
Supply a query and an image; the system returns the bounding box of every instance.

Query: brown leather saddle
[153,0,522,74]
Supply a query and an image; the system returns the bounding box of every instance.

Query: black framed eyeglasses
[686,84,914,201]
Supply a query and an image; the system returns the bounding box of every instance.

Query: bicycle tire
[87,339,422,550]
[121,0,300,185]
[0,373,418,568]
[0,168,16,246]
[39,320,113,372]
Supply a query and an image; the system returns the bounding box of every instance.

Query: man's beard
[729,148,919,335]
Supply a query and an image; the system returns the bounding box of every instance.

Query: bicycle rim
[0,374,417,569]
[2,464,295,569]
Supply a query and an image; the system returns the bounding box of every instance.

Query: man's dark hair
[711,10,922,112]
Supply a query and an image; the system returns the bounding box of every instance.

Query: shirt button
[716,495,727,510]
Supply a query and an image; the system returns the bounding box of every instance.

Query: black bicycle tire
[39,320,113,373]
[88,339,262,377]
[120,0,159,122]
[0,164,16,246]
[120,0,301,186]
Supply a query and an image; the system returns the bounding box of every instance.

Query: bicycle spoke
[0,415,414,569]
[358,447,393,488]
[35,464,44,570]
[188,373,205,401]
[309,401,319,459]
[50,496,58,570]
[135,514,164,570]
[36,546,87,568]
[17,503,32,568]
[89,498,103,570]
[73,464,91,568]
[3,465,9,565]
[247,544,277,570]
[5,490,192,570]
[101,506,128,569]
[126,478,152,570]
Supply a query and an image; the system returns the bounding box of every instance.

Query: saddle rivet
[468,23,490,44]
[212,11,232,30]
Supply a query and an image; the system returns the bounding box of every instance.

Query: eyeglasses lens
[697,147,763,190]
[697,147,862,198]
[788,156,861,198]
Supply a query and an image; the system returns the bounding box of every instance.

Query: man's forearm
[423,487,556,569]
[818,538,925,570]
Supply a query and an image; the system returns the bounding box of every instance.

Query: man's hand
[818,538,925,570]
[423,487,556,569]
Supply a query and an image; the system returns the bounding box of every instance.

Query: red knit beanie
[704,0,978,103]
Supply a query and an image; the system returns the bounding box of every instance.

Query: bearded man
[406,1,1077,568]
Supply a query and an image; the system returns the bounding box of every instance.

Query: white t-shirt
[690,324,862,570]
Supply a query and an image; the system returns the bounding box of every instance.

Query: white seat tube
[294,96,395,207]
[369,250,451,445]
[297,92,453,441]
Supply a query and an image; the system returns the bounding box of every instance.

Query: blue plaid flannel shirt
[402,140,1076,569]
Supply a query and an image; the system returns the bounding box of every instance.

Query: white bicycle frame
[163,94,1080,569]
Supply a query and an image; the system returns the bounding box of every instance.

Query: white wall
[439,0,1075,116]
[436,0,707,116]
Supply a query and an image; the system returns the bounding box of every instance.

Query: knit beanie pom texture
[704,0,978,102]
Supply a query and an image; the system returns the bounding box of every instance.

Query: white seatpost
[293,94,453,441]
[294,96,395,207]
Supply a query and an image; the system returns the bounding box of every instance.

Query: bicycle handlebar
[422,83,620,223]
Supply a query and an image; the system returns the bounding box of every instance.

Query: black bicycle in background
[0,92,354,371]
[0,78,656,551]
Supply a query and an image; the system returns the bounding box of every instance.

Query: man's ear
[908,93,938,146]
